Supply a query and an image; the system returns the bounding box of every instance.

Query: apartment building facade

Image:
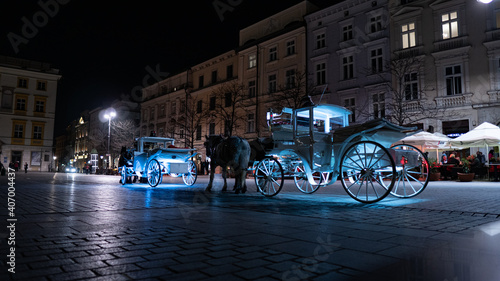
[0,56,61,172]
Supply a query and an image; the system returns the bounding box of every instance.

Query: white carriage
[120,137,197,187]
[253,104,430,203]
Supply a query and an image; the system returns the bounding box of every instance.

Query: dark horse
[204,135,251,193]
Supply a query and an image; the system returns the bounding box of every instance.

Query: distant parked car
[65,166,77,173]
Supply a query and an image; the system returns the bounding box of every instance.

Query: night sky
[1,0,331,136]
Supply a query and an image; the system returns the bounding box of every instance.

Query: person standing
[24,162,28,173]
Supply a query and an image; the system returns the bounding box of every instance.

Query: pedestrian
[14,161,19,171]
[441,152,447,164]
[24,162,28,173]
[476,151,486,165]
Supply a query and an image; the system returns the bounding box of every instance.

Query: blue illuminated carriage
[120,137,197,187]
[252,104,429,203]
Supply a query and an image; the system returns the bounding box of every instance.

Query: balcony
[433,36,468,52]
[434,93,472,108]
[402,100,421,112]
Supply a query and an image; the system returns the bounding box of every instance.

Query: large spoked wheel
[147,159,162,187]
[254,158,284,197]
[293,163,321,194]
[182,160,197,186]
[390,144,429,198]
[340,141,396,203]
[120,166,127,185]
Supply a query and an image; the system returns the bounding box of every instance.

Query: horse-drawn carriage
[252,104,429,203]
[119,136,198,187]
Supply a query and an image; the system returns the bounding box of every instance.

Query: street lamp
[104,109,116,170]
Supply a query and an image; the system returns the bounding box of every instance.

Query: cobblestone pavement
[1,172,500,280]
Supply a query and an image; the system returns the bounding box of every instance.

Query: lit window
[249,54,257,68]
[442,11,458,39]
[402,23,416,49]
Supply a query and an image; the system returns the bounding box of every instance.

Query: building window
[248,80,256,98]
[344,98,356,123]
[343,25,353,41]
[402,22,416,49]
[180,100,185,113]
[211,70,218,84]
[160,104,165,117]
[316,33,326,49]
[196,125,202,140]
[225,92,232,107]
[247,113,255,133]
[179,129,184,139]
[197,100,202,113]
[370,48,383,74]
[227,65,233,79]
[249,54,257,68]
[370,15,383,33]
[209,122,215,135]
[342,56,354,80]
[286,40,295,56]
[209,96,216,110]
[442,11,458,40]
[35,100,45,113]
[445,65,462,95]
[372,93,385,119]
[268,74,277,94]
[150,107,155,120]
[404,72,419,100]
[17,78,28,88]
[269,47,277,61]
[36,80,47,91]
[1,89,13,109]
[199,75,204,88]
[171,102,176,115]
[14,123,24,138]
[286,69,296,89]
[316,63,326,85]
[16,97,26,111]
[33,125,43,140]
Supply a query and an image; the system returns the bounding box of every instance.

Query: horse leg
[206,166,215,192]
[221,167,228,192]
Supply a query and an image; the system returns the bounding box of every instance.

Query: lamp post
[104,110,116,171]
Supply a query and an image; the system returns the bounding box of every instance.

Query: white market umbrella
[395,131,453,161]
[450,122,500,148]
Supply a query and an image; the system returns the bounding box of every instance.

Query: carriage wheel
[340,141,396,203]
[293,163,321,194]
[254,158,284,197]
[120,166,127,185]
[147,159,162,187]
[182,160,198,186]
[390,144,429,198]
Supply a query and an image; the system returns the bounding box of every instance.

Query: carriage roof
[293,104,352,119]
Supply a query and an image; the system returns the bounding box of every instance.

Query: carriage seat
[332,119,415,144]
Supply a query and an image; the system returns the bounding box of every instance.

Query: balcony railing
[488,90,500,103]
[433,36,468,52]
[402,100,420,112]
[434,93,473,108]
